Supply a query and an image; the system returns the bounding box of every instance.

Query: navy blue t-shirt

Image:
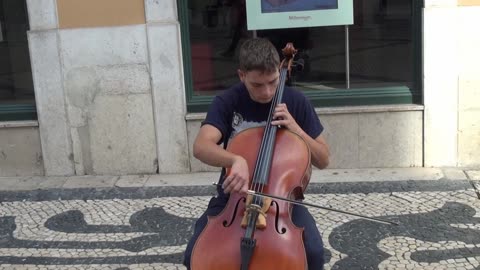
[202,82,323,197]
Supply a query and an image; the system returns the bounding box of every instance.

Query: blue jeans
[183,196,325,270]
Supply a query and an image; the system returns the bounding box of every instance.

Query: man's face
[238,69,280,104]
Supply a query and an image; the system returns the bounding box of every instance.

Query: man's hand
[222,155,249,194]
[271,103,330,169]
[271,103,302,135]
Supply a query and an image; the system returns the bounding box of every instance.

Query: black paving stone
[0,180,478,268]
[328,201,480,269]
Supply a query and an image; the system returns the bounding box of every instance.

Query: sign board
[246,0,354,30]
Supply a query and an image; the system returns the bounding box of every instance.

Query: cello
[191,43,310,270]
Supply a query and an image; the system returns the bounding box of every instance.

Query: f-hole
[272,200,287,234]
[223,197,246,227]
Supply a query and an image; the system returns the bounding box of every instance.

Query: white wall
[11,0,478,177]
[26,0,190,176]
[423,1,480,167]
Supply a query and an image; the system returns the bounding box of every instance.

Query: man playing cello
[183,38,330,270]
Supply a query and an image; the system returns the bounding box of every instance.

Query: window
[0,0,36,121]
[178,0,423,112]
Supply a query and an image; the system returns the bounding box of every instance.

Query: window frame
[0,104,37,121]
[0,0,36,121]
[178,0,423,113]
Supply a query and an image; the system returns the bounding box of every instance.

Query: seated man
[183,37,330,270]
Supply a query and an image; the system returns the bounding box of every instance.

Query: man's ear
[237,69,245,82]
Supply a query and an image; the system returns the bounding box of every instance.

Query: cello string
[253,67,285,196]
[251,67,284,195]
[251,90,276,194]
[251,57,289,204]
[251,83,277,194]
[257,67,287,196]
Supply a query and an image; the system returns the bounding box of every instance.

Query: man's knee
[305,242,325,270]
[182,196,227,270]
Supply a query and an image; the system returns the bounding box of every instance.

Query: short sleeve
[202,95,233,144]
[302,99,323,139]
[287,90,323,139]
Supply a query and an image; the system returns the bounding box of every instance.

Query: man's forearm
[193,142,238,168]
[297,131,330,169]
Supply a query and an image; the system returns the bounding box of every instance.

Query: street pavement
[0,168,479,270]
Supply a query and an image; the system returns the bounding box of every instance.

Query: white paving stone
[0,188,479,269]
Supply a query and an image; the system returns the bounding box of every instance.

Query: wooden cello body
[191,43,310,270]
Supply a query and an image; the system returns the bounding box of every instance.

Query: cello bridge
[241,194,272,229]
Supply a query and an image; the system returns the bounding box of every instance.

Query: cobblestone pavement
[0,179,479,270]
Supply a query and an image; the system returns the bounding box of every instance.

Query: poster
[246,0,353,30]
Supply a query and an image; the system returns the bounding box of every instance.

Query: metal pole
[253,30,257,38]
[345,25,350,89]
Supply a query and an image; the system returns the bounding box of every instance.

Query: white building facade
[0,0,478,177]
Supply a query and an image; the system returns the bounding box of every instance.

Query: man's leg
[292,205,325,270]
[183,196,227,269]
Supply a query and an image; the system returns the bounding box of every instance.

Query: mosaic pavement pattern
[0,180,479,270]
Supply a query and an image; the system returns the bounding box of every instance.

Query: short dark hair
[238,38,280,73]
